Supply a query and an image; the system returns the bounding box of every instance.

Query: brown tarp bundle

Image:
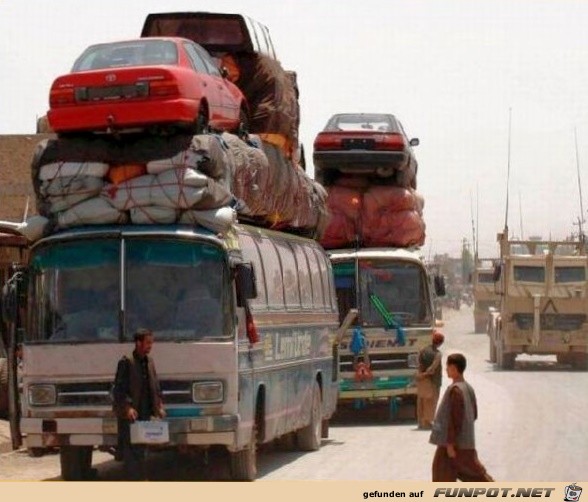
[320,184,425,249]
[236,54,299,155]
[224,133,328,237]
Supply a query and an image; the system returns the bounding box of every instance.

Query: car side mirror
[235,263,257,307]
[409,138,420,147]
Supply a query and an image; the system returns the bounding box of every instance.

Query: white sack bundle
[57,197,127,228]
[130,206,178,224]
[152,168,208,209]
[146,149,206,175]
[39,161,109,181]
[40,176,104,213]
[104,174,156,210]
[0,216,51,242]
[180,206,237,235]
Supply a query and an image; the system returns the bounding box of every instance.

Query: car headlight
[28,384,56,406]
[192,381,224,404]
[407,353,418,369]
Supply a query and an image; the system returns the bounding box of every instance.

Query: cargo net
[28,132,328,241]
[319,177,426,249]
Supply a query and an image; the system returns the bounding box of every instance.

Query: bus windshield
[27,238,230,343]
[332,259,431,327]
[359,260,431,326]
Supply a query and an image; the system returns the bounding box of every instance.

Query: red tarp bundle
[320,184,425,249]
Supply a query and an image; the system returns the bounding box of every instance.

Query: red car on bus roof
[47,37,248,135]
[313,113,419,177]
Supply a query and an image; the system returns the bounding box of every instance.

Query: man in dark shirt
[416,330,444,429]
[429,353,493,481]
[113,329,165,480]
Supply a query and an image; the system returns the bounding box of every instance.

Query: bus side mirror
[1,274,21,324]
[434,275,446,297]
[235,263,257,307]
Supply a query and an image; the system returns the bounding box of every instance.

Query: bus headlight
[192,381,224,404]
[407,354,418,368]
[28,384,57,406]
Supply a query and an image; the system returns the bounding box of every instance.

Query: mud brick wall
[0,134,54,221]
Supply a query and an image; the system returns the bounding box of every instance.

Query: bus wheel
[297,381,322,451]
[230,425,257,481]
[60,445,93,480]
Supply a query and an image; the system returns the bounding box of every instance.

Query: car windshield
[72,40,178,71]
[324,114,400,133]
[26,238,230,343]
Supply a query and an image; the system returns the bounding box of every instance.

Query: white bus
[2,223,340,480]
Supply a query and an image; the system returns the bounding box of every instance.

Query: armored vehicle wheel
[489,339,497,363]
[296,381,322,451]
[497,342,515,370]
[60,445,93,480]
[571,353,588,371]
[230,425,257,481]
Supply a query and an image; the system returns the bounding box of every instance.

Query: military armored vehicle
[488,231,588,370]
[472,257,499,333]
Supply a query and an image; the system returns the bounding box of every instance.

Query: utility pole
[574,126,585,244]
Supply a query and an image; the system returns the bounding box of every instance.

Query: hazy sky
[2,0,588,258]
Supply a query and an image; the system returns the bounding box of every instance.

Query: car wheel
[237,107,249,138]
[192,106,209,135]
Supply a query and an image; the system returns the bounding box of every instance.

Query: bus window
[273,240,301,310]
[256,237,285,310]
[304,246,325,309]
[314,249,333,312]
[292,242,313,310]
[239,234,268,310]
[332,260,356,323]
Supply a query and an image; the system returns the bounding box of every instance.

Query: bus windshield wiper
[369,294,406,346]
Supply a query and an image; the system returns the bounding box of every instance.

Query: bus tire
[60,445,93,480]
[297,381,322,451]
[230,425,257,481]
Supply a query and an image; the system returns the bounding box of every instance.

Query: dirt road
[1,305,586,481]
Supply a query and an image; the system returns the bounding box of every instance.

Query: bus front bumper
[21,415,238,448]
[338,375,415,400]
